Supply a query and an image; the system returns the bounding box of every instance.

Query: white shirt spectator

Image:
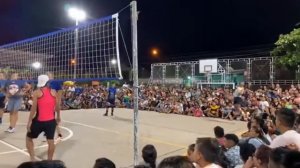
[203,163,222,168]
[270,130,300,151]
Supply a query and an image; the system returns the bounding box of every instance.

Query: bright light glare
[152,49,158,55]
[68,7,86,21]
[111,59,117,65]
[32,62,41,69]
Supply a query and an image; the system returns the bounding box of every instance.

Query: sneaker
[5,127,15,133]
[103,113,108,116]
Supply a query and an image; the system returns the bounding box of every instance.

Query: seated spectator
[187,144,198,167]
[141,144,157,168]
[235,143,256,168]
[93,158,116,168]
[18,160,66,168]
[192,137,222,168]
[224,134,243,167]
[158,156,194,168]
[208,101,220,118]
[270,108,300,150]
[221,102,234,119]
[214,126,225,147]
[187,144,195,160]
[193,104,203,117]
[229,107,246,121]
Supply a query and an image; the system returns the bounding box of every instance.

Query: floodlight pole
[131,0,139,166]
[74,20,79,79]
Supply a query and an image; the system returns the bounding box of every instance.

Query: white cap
[37,75,49,87]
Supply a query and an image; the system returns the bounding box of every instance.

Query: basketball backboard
[199,59,218,73]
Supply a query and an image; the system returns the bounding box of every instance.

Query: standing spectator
[5,73,25,133]
[269,147,300,168]
[192,138,222,168]
[270,108,300,150]
[158,156,194,168]
[224,134,243,167]
[252,145,271,168]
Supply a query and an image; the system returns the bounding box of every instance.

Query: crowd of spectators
[16,83,300,168]
[23,83,300,121]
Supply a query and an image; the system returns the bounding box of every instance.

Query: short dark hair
[195,138,220,163]
[270,147,300,168]
[224,134,239,145]
[158,156,194,168]
[214,126,225,138]
[17,162,38,168]
[239,143,256,162]
[142,144,157,168]
[255,145,271,165]
[94,158,116,168]
[276,108,296,128]
[188,144,195,153]
[134,165,151,168]
[18,160,66,168]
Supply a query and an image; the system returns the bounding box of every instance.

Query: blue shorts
[7,98,22,112]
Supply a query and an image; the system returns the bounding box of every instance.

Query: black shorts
[234,97,243,105]
[27,119,57,140]
[107,99,115,107]
[0,96,5,109]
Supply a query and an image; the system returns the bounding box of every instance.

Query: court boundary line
[0,139,42,161]
[63,120,187,148]
[0,125,73,155]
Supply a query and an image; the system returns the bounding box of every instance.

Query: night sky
[1,0,300,68]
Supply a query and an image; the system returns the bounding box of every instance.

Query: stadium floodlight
[111,59,117,65]
[68,7,86,79]
[68,7,86,23]
[32,62,41,69]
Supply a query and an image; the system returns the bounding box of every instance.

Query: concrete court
[0,108,247,168]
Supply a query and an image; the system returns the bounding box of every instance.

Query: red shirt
[37,87,56,121]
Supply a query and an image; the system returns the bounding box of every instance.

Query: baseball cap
[37,75,49,87]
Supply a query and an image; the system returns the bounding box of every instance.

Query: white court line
[0,125,73,155]
[64,120,121,134]
[63,120,187,148]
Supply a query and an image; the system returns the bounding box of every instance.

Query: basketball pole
[131,0,139,166]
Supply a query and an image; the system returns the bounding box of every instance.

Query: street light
[111,59,117,65]
[151,48,159,57]
[32,62,41,69]
[68,7,86,79]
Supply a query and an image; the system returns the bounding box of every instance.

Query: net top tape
[0,14,118,49]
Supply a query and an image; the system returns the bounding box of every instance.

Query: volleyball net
[0,14,122,82]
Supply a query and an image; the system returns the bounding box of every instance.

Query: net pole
[74,20,79,79]
[131,0,139,166]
